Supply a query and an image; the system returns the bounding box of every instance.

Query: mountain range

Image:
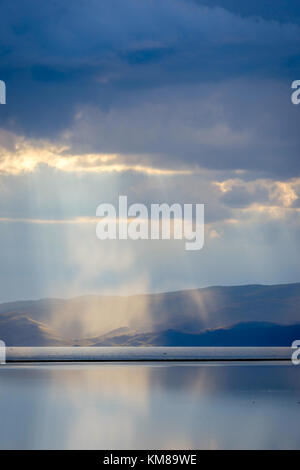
[0,282,299,346]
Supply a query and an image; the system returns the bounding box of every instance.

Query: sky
[0,0,300,302]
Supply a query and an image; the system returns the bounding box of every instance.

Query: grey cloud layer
[1,0,299,66]
[1,1,300,145]
[66,79,300,178]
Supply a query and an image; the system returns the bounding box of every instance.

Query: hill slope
[0,283,299,345]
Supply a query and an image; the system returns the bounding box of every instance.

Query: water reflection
[0,362,300,449]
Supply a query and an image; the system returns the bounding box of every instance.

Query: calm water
[0,361,300,449]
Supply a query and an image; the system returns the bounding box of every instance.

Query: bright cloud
[0,129,191,176]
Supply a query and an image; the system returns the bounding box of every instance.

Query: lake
[0,361,300,449]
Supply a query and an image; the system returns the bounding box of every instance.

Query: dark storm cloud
[67,79,300,179]
[0,0,300,177]
[191,0,300,24]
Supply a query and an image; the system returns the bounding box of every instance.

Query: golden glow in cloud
[214,177,299,209]
[0,130,191,176]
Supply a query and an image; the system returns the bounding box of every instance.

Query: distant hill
[89,322,300,347]
[0,282,299,346]
[0,313,69,346]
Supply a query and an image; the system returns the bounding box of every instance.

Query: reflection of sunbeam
[2,363,299,449]
[48,365,151,450]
